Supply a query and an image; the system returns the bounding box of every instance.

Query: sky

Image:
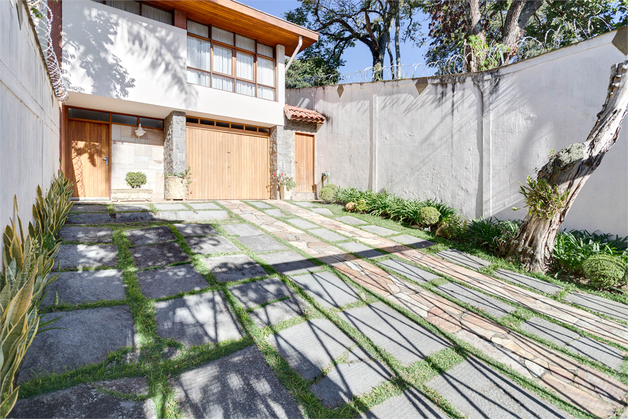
[238,0,431,76]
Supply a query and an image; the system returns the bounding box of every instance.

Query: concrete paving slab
[426,357,573,419]
[248,201,272,209]
[568,337,625,370]
[393,234,435,249]
[172,346,303,419]
[188,202,221,210]
[436,282,516,318]
[268,319,371,380]
[336,215,367,225]
[379,259,440,284]
[155,291,243,346]
[174,223,217,237]
[311,360,393,408]
[337,303,451,366]
[286,218,318,229]
[70,204,109,213]
[158,210,229,222]
[112,212,156,223]
[54,244,118,270]
[337,241,384,259]
[312,208,333,216]
[59,226,113,243]
[520,317,580,347]
[564,291,628,322]
[222,223,264,237]
[436,249,490,270]
[496,269,562,295]
[236,235,288,253]
[361,225,398,236]
[137,264,209,299]
[360,387,447,419]
[258,251,324,275]
[66,213,113,225]
[309,228,349,242]
[249,297,309,327]
[264,209,284,217]
[10,378,156,419]
[125,226,176,246]
[19,306,136,383]
[131,242,190,269]
[290,271,360,309]
[230,278,294,308]
[42,270,126,307]
[292,201,318,208]
[154,203,188,211]
[205,254,268,282]
[186,236,240,255]
[113,204,150,212]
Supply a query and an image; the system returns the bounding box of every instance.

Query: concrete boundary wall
[287,28,628,235]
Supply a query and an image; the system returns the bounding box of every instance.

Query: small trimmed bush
[417,206,440,226]
[125,171,147,189]
[356,199,368,213]
[582,254,627,289]
[319,184,338,203]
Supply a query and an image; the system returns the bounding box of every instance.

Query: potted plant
[272,173,296,200]
[112,171,152,201]
[165,167,192,200]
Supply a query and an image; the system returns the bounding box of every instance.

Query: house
[56,0,321,201]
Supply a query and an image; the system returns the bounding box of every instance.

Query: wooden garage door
[186,126,270,199]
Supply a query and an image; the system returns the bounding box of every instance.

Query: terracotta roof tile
[284,105,325,123]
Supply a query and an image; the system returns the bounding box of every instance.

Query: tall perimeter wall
[287,28,628,235]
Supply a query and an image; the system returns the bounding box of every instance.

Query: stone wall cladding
[269,127,279,200]
[164,111,187,174]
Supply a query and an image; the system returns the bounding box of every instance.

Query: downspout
[285,36,303,72]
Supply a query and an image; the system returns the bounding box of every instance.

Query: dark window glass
[259,128,270,134]
[68,108,109,122]
[216,121,229,128]
[139,117,163,129]
[111,113,137,125]
[200,119,215,126]
[231,124,244,130]
[186,117,199,124]
[245,126,257,132]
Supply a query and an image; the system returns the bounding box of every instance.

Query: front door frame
[294,131,316,193]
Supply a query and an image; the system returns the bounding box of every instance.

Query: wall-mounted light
[135,123,146,139]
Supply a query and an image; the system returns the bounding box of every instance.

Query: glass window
[257,86,275,101]
[257,43,274,58]
[236,51,254,81]
[236,80,255,96]
[106,1,140,15]
[257,57,275,87]
[236,35,255,52]
[141,5,172,25]
[187,20,209,38]
[111,113,137,125]
[213,45,232,75]
[187,69,210,87]
[186,117,199,124]
[187,36,211,71]
[212,74,234,92]
[212,27,234,45]
[68,108,110,122]
[140,117,163,129]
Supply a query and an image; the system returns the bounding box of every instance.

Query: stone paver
[154,291,243,346]
[361,225,398,236]
[113,204,150,212]
[248,201,272,209]
[229,278,294,309]
[186,236,240,255]
[337,303,450,366]
[154,203,188,211]
[10,378,156,419]
[125,226,176,246]
[568,337,625,370]
[520,317,580,347]
[54,244,118,270]
[268,319,371,380]
[264,209,284,217]
[336,215,367,225]
[59,226,113,243]
[311,360,393,408]
[436,282,516,318]
[495,269,562,295]
[337,241,384,259]
[136,264,209,299]
[249,297,310,327]
[113,212,156,223]
[360,387,446,419]
[19,306,136,383]
[67,213,114,225]
[131,242,190,269]
[222,223,263,237]
[258,251,324,275]
[205,254,267,282]
[236,234,288,253]
[159,210,229,221]
[436,249,490,270]
[379,259,440,284]
[292,201,318,208]
[286,218,318,229]
[393,234,434,249]
[426,357,573,419]
[42,270,126,307]
[172,346,303,419]
[311,208,333,216]
[308,228,349,242]
[188,202,221,210]
[70,204,109,213]
[290,271,360,309]
[564,291,628,323]
[174,223,217,237]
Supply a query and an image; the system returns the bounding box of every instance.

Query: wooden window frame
[185,116,271,137]
[67,106,164,130]
[99,1,174,25]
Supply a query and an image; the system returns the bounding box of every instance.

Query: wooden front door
[294,133,315,193]
[66,120,111,198]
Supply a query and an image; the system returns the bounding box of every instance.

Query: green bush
[356,199,368,213]
[417,206,440,226]
[465,217,521,256]
[125,171,147,189]
[319,184,338,203]
[553,230,626,275]
[582,254,627,289]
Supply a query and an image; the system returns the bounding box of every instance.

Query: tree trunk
[463,0,486,72]
[507,60,628,272]
[394,0,401,79]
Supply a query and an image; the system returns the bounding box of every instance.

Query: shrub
[319,184,338,203]
[356,199,368,213]
[553,230,624,275]
[125,171,147,189]
[417,207,440,226]
[582,254,627,289]
[345,202,356,212]
[465,217,521,256]
[437,213,468,240]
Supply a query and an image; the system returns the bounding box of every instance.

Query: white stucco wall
[287,29,628,235]
[62,0,285,126]
[0,1,60,239]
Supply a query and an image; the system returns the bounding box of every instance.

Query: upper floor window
[93,1,173,25]
[186,20,276,101]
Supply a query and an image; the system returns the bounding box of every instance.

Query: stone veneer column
[163,111,187,175]
[270,124,296,199]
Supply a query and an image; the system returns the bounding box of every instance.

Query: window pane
[257,43,274,58]
[187,20,209,38]
[212,74,234,92]
[257,86,275,101]
[212,27,234,45]
[236,51,254,81]
[257,57,274,87]
[111,113,137,125]
[106,1,140,15]
[141,4,172,25]
[213,45,232,75]
[187,36,211,71]
[187,69,210,87]
[236,80,255,96]
[235,35,255,52]
[139,117,163,129]
[68,108,110,122]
